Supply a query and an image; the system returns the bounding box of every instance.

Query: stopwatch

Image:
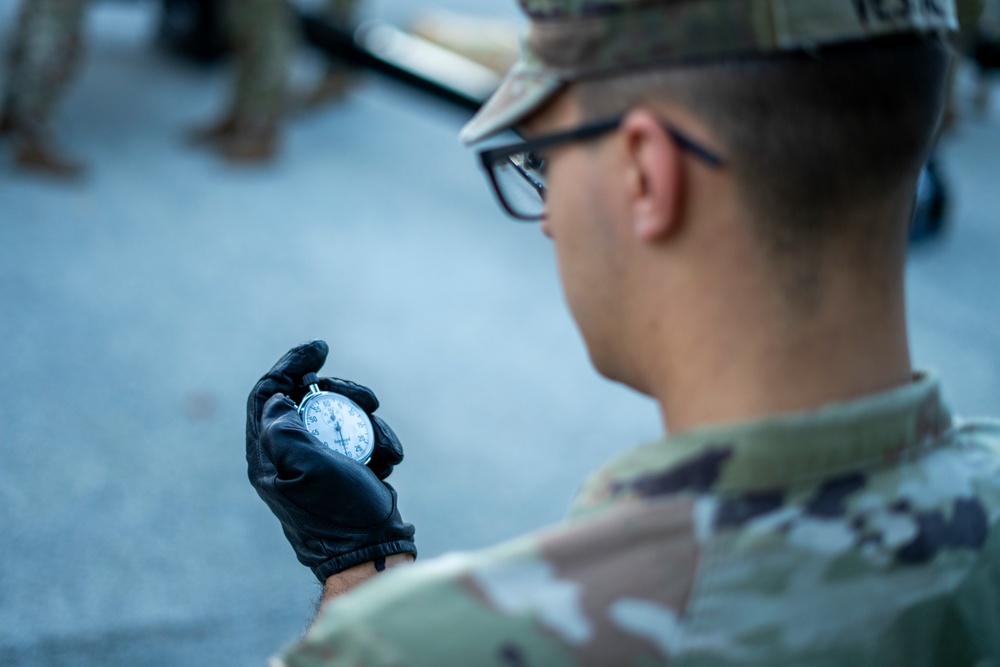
[297,372,375,464]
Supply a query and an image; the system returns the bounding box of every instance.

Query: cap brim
[459,62,564,145]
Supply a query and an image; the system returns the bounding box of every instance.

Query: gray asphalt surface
[1,2,998,665]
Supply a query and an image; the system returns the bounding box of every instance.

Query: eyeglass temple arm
[664,125,724,168]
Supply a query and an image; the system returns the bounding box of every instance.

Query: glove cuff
[312,540,418,583]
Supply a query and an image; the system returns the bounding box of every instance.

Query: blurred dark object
[2,0,88,177]
[155,0,498,110]
[910,156,949,243]
[158,0,229,62]
[970,22,1000,113]
[953,0,1000,118]
[973,35,1000,71]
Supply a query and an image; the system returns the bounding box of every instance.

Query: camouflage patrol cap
[460,0,959,144]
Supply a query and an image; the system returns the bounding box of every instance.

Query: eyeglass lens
[489,150,547,219]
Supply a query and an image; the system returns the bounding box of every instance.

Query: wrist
[312,539,417,583]
[320,553,414,605]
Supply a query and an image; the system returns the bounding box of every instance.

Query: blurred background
[0,0,997,664]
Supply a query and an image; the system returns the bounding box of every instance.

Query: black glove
[246,340,416,582]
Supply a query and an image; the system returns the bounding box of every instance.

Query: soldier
[972,0,1000,112]
[247,0,1000,664]
[301,0,361,108]
[944,0,999,125]
[187,0,296,163]
[191,0,358,163]
[0,0,87,177]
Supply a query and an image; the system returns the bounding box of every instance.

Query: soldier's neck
[642,228,913,437]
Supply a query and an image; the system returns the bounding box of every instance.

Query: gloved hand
[247,340,416,582]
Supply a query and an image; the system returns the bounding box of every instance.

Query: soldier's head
[464,0,955,391]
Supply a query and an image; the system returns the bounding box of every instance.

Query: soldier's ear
[620,108,685,243]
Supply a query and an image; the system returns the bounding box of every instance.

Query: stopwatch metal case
[297,377,375,465]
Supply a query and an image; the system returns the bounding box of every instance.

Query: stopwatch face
[298,392,375,464]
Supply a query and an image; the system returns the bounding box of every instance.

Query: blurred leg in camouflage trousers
[1,0,87,178]
[301,0,360,108]
[945,0,1000,128]
[189,0,296,163]
[972,0,1000,114]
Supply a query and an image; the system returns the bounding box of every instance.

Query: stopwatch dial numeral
[301,394,373,462]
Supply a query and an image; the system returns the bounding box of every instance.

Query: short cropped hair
[574,35,951,305]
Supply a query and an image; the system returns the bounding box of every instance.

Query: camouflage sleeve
[273,541,583,667]
[274,497,699,666]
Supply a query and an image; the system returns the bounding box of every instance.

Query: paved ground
[0,2,997,665]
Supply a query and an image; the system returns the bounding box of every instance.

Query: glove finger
[259,392,332,466]
[258,339,329,398]
[316,376,379,413]
[261,396,395,526]
[248,340,329,438]
[247,393,299,487]
[368,414,404,480]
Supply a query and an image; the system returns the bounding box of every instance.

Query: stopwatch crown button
[302,372,320,387]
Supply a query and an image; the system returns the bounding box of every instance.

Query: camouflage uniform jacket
[275,374,1000,666]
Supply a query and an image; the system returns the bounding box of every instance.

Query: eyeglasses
[477,115,725,222]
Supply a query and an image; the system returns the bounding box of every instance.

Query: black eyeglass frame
[477,115,725,222]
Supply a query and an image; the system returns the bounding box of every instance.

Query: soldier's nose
[541,218,553,239]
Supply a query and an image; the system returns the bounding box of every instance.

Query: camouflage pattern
[223,0,358,124]
[460,0,960,143]
[274,374,1000,666]
[2,0,87,126]
[223,0,297,126]
[322,0,358,27]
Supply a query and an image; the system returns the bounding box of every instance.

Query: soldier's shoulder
[275,543,537,667]
[278,497,699,667]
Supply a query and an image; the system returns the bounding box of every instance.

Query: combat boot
[14,138,85,178]
[185,112,239,146]
[299,67,359,110]
[9,116,85,179]
[217,118,279,164]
